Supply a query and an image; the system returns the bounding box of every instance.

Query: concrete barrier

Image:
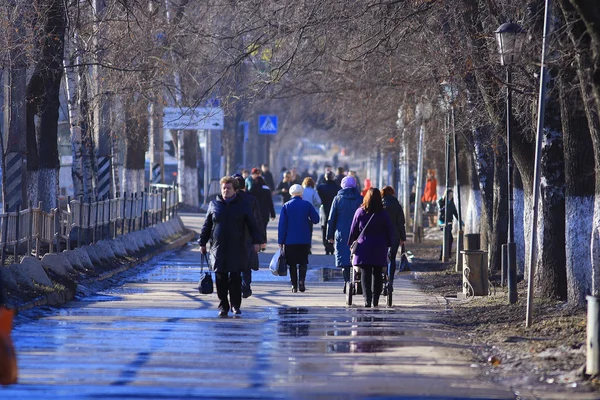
[147,227,163,245]
[82,245,102,266]
[73,248,95,270]
[41,253,76,279]
[108,239,128,258]
[131,232,146,251]
[141,231,154,247]
[116,236,138,255]
[96,240,117,261]
[0,266,19,293]
[11,257,54,289]
[62,250,86,273]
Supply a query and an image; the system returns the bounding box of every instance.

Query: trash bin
[464,233,481,251]
[461,250,488,296]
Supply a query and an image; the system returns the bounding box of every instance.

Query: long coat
[278,197,320,245]
[383,195,406,247]
[327,187,363,267]
[348,208,393,267]
[316,181,341,225]
[199,194,262,273]
[250,184,276,226]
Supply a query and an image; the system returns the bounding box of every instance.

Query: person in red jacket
[421,169,438,227]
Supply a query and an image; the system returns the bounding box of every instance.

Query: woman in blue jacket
[278,184,320,293]
[327,176,363,292]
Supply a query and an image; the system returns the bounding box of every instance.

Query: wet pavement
[0,213,551,399]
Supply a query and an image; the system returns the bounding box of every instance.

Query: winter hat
[290,184,303,196]
[251,168,260,174]
[341,176,356,189]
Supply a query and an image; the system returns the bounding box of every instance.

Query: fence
[0,185,179,266]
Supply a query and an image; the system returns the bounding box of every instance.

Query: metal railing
[0,185,179,265]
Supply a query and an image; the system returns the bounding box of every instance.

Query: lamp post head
[495,23,526,66]
[440,80,458,109]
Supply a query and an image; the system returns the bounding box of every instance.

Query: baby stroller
[346,266,393,307]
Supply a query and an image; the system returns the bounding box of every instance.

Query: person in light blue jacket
[326,176,363,291]
[278,184,320,293]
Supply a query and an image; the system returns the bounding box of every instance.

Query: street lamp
[413,100,432,243]
[495,22,526,304]
[440,80,462,267]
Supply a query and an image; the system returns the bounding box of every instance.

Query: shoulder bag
[350,213,375,257]
[197,253,214,294]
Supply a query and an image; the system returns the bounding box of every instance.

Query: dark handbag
[250,249,259,271]
[399,245,410,272]
[277,248,288,276]
[197,253,214,294]
[350,214,375,257]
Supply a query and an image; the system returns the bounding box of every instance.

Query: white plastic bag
[269,248,282,276]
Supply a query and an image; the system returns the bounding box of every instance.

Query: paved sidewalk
[0,212,591,399]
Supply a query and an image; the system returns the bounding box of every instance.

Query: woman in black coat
[251,176,276,251]
[382,186,406,288]
[276,171,293,205]
[199,177,263,317]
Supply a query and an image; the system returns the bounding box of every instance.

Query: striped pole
[152,163,162,184]
[4,152,24,212]
[97,156,111,199]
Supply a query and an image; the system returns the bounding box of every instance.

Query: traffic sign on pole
[258,115,278,134]
[163,107,224,130]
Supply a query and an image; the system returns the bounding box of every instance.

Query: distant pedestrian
[348,188,393,308]
[422,169,438,227]
[233,174,264,299]
[276,171,293,205]
[278,184,320,293]
[251,176,276,252]
[241,169,250,179]
[334,167,345,186]
[261,163,275,191]
[382,185,406,288]
[360,178,372,197]
[438,189,460,260]
[302,177,322,211]
[199,176,263,317]
[316,171,341,255]
[317,165,333,186]
[290,167,302,185]
[327,176,362,292]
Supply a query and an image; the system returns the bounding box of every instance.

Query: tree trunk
[490,135,508,272]
[123,95,149,195]
[560,74,595,305]
[568,0,600,297]
[514,169,526,276]
[472,126,495,252]
[25,0,66,212]
[535,70,567,300]
[177,130,199,206]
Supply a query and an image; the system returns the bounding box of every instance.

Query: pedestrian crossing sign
[258,115,278,134]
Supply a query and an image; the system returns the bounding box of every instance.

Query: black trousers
[388,244,400,286]
[360,265,383,306]
[215,272,242,312]
[289,264,307,288]
[439,224,454,260]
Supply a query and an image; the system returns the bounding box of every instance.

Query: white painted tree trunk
[565,195,594,302]
[63,35,84,198]
[122,169,144,195]
[514,188,526,276]
[463,185,481,234]
[38,169,58,210]
[592,197,600,296]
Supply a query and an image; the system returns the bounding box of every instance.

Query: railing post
[128,193,135,233]
[78,196,83,248]
[107,194,112,239]
[93,196,99,244]
[53,208,59,254]
[86,197,92,245]
[1,204,9,266]
[27,200,33,256]
[121,192,127,235]
[14,205,21,262]
[36,202,42,258]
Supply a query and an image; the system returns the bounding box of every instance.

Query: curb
[14,229,196,312]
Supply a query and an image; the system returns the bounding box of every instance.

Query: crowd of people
[198,163,408,316]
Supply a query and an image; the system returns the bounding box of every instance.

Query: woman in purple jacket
[348,188,394,307]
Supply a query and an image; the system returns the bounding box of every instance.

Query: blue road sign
[258,115,278,134]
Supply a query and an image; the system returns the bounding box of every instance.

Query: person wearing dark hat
[261,164,275,191]
[250,175,276,251]
[232,174,264,299]
[327,176,363,291]
[245,167,261,192]
[199,176,263,317]
[278,184,320,292]
[316,171,341,254]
